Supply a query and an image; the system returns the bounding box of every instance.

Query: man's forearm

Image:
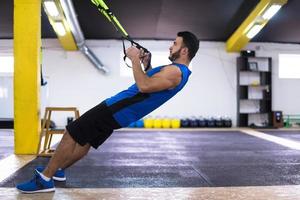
[131,58,151,92]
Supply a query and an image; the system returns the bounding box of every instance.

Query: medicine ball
[207,117,216,127]
[171,118,180,128]
[215,117,223,127]
[190,117,199,128]
[144,118,154,128]
[198,117,207,127]
[162,118,171,128]
[154,118,162,128]
[136,120,144,128]
[180,118,190,128]
[223,117,232,127]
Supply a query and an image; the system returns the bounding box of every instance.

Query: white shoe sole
[53,176,66,181]
[17,187,55,194]
[35,168,66,182]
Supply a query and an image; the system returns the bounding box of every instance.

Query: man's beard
[168,48,181,62]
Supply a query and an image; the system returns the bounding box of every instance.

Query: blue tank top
[105,63,192,127]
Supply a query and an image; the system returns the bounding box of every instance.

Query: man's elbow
[138,85,152,93]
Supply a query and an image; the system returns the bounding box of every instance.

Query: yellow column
[14,0,41,154]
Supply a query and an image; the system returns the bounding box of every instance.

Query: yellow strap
[91,0,129,37]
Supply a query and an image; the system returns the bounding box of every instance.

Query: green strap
[90,0,152,71]
[91,0,128,37]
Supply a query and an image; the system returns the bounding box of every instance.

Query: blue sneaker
[36,166,66,181]
[16,169,55,193]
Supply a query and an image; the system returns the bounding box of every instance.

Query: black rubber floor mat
[2,130,300,188]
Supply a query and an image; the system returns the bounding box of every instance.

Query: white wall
[41,39,238,126]
[1,39,300,127]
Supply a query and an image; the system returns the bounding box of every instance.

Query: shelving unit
[237,56,272,127]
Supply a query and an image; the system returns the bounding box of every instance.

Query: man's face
[168,37,184,62]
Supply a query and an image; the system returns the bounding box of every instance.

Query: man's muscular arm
[127,46,182,93]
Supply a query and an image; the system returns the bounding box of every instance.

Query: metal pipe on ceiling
[60,0,108,74]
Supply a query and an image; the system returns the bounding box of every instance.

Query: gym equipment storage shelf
[237,56,272,127]
[37,107,80,156]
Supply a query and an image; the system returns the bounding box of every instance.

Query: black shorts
[66,101,121,149]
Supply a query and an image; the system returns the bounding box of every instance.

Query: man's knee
[60,130,76,145]
[79,143,91,156]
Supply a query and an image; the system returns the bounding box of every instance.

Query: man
[16,31,199,193]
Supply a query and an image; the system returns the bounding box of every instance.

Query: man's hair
[177,31,199,60]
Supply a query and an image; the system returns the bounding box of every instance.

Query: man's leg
[42,130,90,178]
[61,143,91,170]
[16,130,92,193]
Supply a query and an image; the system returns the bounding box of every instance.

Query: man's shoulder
[154,65,182,81]
[161,64,182,74]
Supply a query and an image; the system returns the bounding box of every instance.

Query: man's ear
[181,47,189,56]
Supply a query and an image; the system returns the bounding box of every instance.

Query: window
[279,54,300,79]
[0,88,8,98]
[0,55,14,118]
[0,55,14,74]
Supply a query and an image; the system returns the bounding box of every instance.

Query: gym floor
[1,128,300,199]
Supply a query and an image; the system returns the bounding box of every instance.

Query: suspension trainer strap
[91,0,151,71]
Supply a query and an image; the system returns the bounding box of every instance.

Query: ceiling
[1,0,300,44]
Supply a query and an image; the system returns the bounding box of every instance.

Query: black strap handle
[122,37,152,71]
